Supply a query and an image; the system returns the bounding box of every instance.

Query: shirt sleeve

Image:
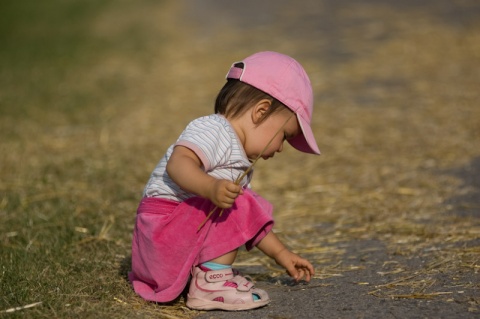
[175,117,232,172]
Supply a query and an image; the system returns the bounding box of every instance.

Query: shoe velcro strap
[204,268,235,283]
[230,275,254,292]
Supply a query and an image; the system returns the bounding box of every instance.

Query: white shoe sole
[186,296,270,311]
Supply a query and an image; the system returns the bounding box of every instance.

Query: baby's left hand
[274,249,315,282]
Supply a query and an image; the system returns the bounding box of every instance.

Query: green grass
[0,1,192,318]
[0,1,104,120]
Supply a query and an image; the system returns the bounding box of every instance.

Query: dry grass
[1,0,479,318]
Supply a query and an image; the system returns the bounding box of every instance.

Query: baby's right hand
[208,179,243,209]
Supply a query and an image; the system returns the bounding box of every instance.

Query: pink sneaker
[186,266,270,311]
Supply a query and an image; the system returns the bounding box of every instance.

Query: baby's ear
[251,99,272,124]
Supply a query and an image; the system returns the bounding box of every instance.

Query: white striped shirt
[143,114,253,201]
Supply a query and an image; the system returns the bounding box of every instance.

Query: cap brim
[288,115,321,155]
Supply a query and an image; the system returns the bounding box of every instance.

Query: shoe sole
[186,297,270,311]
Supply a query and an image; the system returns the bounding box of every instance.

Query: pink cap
[226,51,320,155]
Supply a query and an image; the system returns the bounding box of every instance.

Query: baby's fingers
[290,267,307,282]
[226,183,242,195]
[285,266,299,281]
[297,259,315,277]
[300,267,312,282]
[291,260,314,282]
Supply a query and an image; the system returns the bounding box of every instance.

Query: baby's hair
[215,63,287,125]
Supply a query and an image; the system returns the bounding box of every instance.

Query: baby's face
[244,108,300,161]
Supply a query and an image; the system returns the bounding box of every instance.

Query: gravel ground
[195,239,478,318]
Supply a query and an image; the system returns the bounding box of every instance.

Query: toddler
[129,51,320,311]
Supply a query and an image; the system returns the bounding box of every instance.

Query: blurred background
[1,0,479,318]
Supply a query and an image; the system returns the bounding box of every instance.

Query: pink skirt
[128,189,274,303]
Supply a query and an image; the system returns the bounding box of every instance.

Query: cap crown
[227,51,320,154]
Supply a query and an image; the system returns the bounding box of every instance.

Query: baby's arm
[166,145,243,208]
[257,231,315,282]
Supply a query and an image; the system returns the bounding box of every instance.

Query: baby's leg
[208,249,238,266]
